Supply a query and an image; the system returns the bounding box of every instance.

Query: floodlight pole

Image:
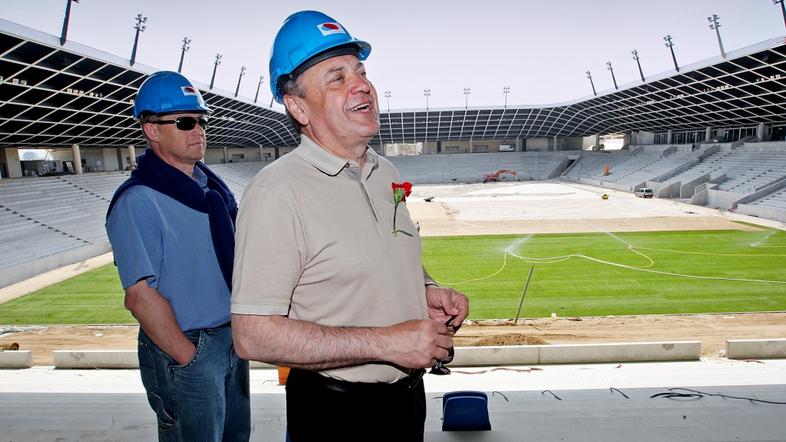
[463,88,471,110]
[254,75,264,104]
[210,53,222,90]
[235,66,246,98]
[606,61,618,90]
[384,90,391,113]
[632,49,645,82]
[60,0,79,46]
[586,70,597,96]
[178,37,191,73]
[707,14,726,59]
[664,34,679,72]
[775,0,786,31]
[424,89,430,112]
[130,14,147,66]
[503,86,510,108]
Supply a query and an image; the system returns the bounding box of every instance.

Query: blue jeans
[138,324,250,441]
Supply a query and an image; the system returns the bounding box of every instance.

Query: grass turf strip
[0,229,784,324]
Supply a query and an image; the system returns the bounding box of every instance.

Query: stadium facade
[1,18,785,177]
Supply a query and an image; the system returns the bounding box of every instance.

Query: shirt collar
[296,134,377,176]
[192,164,208,187]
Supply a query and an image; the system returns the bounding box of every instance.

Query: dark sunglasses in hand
[431,315,460,376]
[151,116,208,131]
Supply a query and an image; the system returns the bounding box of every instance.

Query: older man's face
[295,54,380,148]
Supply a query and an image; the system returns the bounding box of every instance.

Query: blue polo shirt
[105,168,230,331]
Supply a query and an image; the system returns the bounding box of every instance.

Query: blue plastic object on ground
[442,390,491,431]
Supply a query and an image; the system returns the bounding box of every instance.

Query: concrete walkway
[1,359,785,441]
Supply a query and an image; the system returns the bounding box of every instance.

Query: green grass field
[1,228,785,324]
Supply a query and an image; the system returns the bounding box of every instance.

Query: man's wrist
[425,281,439,288]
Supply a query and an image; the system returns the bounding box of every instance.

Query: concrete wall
[0,242,110,288]
[705,189,747,210]
[400,140,530,155]
[203,148,265,164]
[526,138,550,151]
[3,148,22,177]
[560,137,584,150]
[441,141,471,154]
[204,149,224,164]
[101,148,121,172]
[736,203,786,222]
[638,131,656,145]
[0,149,4,179]
[727,338,786,359]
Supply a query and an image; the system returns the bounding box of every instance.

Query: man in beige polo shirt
[231,10,469,441]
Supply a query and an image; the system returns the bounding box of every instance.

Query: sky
[2,0,785,112]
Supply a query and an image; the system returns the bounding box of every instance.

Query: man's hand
[384,319,454,369]
[125,280,196,365]
[233,315,453,370]
[426,286,469,330]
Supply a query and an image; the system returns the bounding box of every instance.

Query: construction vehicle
[482,169,519,183]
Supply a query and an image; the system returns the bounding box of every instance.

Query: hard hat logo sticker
[181,86,198,96]
[317,22,345,36]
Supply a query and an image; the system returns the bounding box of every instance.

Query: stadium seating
[388,151,573,184]
[3,144,786,288]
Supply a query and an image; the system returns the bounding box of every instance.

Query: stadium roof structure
[0,19,298,149]
[1,18,785,149]
[374,36,786,145]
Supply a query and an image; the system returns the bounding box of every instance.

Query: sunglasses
[151,116,208,131]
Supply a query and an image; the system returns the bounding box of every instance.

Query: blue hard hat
[132,71,210,119]
[269,10,371,104]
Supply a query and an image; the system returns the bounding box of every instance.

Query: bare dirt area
[2,312,785,365]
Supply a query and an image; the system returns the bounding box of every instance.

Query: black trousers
[285,368,426,442]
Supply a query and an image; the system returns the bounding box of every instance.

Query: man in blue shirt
[106,71,249,441]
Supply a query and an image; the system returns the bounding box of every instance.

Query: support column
[705,127,712,142]
[127,145,136,169]
[594,134,601,149]
[666,130,673,144]
[757,123,767,142]
[223,146,229,163]
[274,147,280,159]
[552,135,559,151]
[71,144,83,175]
[515,137,522,152]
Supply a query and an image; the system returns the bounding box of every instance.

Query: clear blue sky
[3,0,784,111]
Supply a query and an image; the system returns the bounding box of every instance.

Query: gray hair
[281,76,306,134]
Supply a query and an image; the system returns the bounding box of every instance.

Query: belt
[288,368,425,394]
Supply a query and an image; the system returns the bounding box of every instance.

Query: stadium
[1,3,786,441]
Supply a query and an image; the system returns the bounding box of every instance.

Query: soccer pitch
[1,228,785,325]
[423,228,786,319]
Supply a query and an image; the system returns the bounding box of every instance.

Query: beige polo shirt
[232,135,429,383]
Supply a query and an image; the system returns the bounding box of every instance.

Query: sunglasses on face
[151,116,208,131]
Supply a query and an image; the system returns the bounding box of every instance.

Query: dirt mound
[471,333,547,346]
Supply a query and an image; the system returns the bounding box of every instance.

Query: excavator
[482,169,519,183]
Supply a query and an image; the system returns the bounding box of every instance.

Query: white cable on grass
[751,230,786,248]
[433,231,786,286]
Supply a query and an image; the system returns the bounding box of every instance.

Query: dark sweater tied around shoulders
[107,148,237,291]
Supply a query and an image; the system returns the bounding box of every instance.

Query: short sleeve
[105,188,163,290]
[231,185,303,316]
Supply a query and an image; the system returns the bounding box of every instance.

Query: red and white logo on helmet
[317,22,346,36]
[181,86,198,96]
